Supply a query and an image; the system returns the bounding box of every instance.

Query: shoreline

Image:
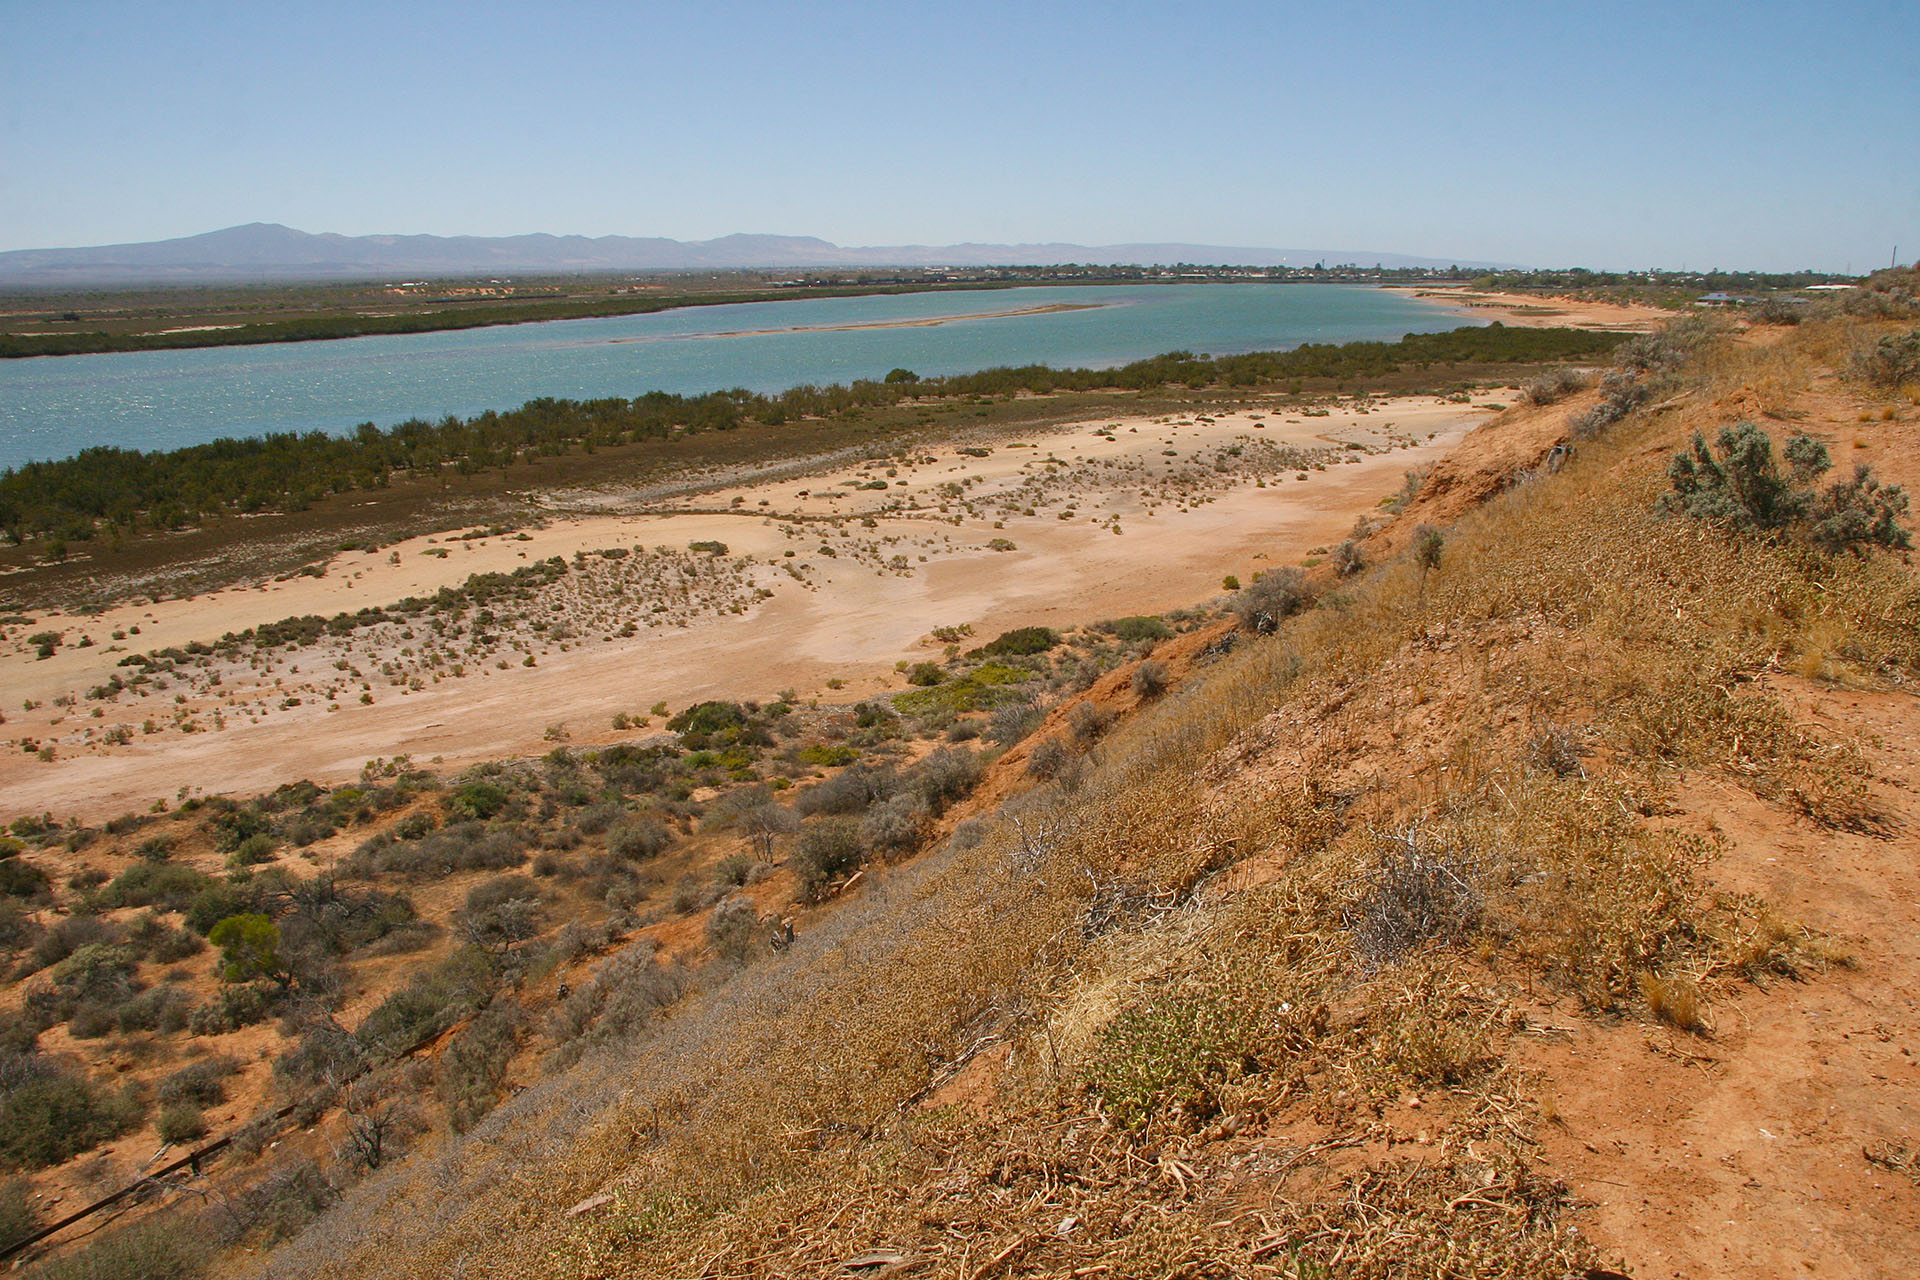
[610,300,1109,342]
[1386,284,1666,331]
[0,390,1501,821]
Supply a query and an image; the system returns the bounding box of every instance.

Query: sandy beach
[1389,285,1666,331]
[0,392,1500,820]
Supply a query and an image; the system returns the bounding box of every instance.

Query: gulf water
[0,284,1473,470]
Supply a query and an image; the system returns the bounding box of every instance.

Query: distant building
[1695,291,1759,307]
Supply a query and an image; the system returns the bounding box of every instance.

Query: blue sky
[2,0,1914,270]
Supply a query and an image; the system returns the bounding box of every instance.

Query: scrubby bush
[24,1212,211,1279]
[1131,659,1170,700]
[439,999,522,1133]
[1661,422,1910,553]
[188,981,277,1034]
[344,822,528,878]
[1067,700,1111,744]
[545,941,684,1063]
[0,1176,37,1252]
[98,861,214,911]
[1850,328,1920,390]
[1026,737,1072,781]
[1107,615,1172,643]
[987,701,1043,746]
[446,780,511,821]
[354,947,499,1061]
[15,915,117,978]
[157,1056,238,1107]
[0,1054,143,1170]
[0,856,50,903]
[791,818,865,900]
[979,626,1059,656]
[214,1157,336,1247]
[606,817,673,861]
[1523,366,1591,405]
[796,763,898,816]
[1332,539,1365,577]
[905,661,945,687]
[155,1101,207,1145]
[1413,525,1445,574]
[453,876,541,952]
[128,912,204,963]
[861,792,930,854]
[1345,828,1482,967]
[1232,567,1311,633]
[111,984,193,1035]
[706,895,760,961]
[910,746,982,814]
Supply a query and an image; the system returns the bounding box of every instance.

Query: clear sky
[2,0,1914,271]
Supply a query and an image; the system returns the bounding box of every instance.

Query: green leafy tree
[207,913,289,986]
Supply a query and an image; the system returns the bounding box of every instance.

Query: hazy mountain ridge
[0,223,1512,285]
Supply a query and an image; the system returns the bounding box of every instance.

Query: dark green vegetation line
[0,281,1031,358]
[0,325,1622,550]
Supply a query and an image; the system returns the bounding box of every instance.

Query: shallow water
[0,284,1471,469]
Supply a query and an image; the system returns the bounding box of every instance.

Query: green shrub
[226,832,278,866]
[893,662,1033,717]
[99,861,214,911]
[1108,615,1172,643]
[1084,994,1253,1130]
[0,1061,143,1170]
[447,780,511,821]
[905,661,945,687]
[0,856,50,902]
[796,743,858,768]
[1661,423,1910,553]
[979,626,1059,656]
[208,914,286,985]
[155,1102,207,1145]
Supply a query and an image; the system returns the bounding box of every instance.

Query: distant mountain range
[0,224,1514,286]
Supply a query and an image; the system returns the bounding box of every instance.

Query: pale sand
[1389,286,1667,332]
[0,394,1497,821]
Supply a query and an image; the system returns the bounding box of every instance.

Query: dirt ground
[0,393,1501,823]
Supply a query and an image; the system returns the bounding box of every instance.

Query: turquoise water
[0,285,1472,469]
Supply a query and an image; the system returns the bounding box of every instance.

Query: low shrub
[791,818,865,900]
[155,1101,207,1145]
[979,626,1059,656]
[0,1057,143,1170]
[1131,659,1170,700]
[606,818,673,861]
[1232,567,1312,633]
[1522,366,1591,405]
[23,1213,211,1280]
